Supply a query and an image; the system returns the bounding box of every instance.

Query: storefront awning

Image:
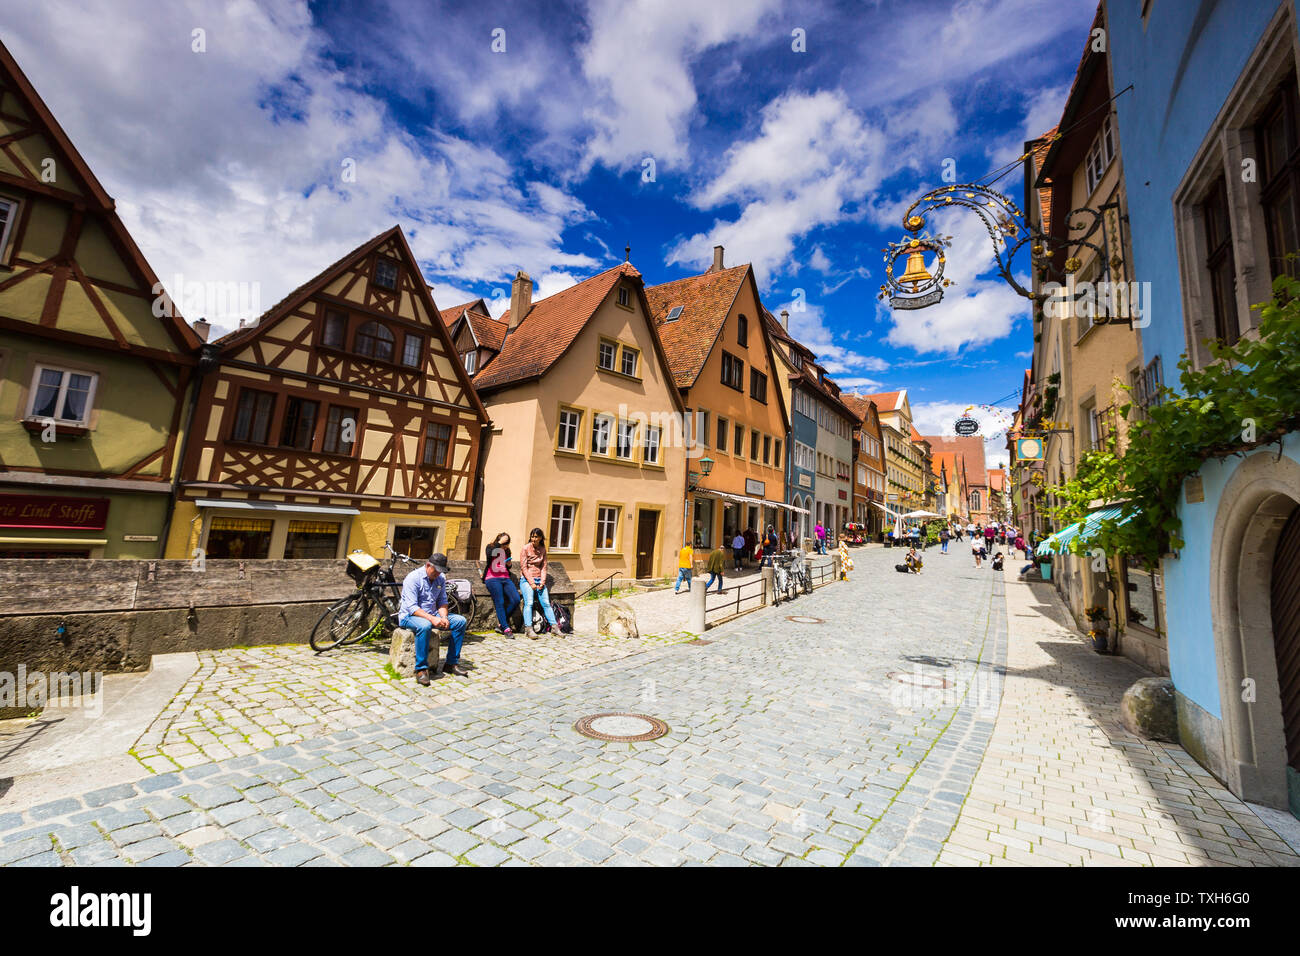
[695,490,809,515]
[1035,505,1130,555]
[869,500,892,514]
[195,500,361,516]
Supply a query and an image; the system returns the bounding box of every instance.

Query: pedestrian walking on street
[762,525,779,566]
[940,526,950,554]
[519,528,559,639]
[706,544,726,593]
[675,541,694,593]
[1014,532,1027,560]
[984,523,996,555]
[731,531,745,571]
[400,552,469,684]
[814,521,826,554]
[971,536,983,568]
[483,531,521,637]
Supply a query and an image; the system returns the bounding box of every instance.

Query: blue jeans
[484,576,520,629]
[520,578,558,628]
[706,572,723,592]
[399,613,467,672]
[674,568,691,591]
[816,538,826,554]
[941,540,949,553]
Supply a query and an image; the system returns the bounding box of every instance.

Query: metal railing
[575,572,618,602]
[705,575,767,623]
[809,561,835,588]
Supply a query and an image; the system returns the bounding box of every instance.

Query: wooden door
[1270,506,1300,818]
[635,511,658,579]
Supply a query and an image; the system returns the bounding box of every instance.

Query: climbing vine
[1046,270,1300,566]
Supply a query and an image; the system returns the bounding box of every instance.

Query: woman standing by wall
[519,527,559,639]
[483,531,521,637]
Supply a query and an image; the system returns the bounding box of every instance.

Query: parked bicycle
[309,543,482,652]
[771,549,812,605]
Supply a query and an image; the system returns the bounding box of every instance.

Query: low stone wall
[0,557,573,678]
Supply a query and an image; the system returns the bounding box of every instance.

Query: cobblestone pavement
[129,630,685,772]
[937,565,1300,867]
[1,545,1295,866]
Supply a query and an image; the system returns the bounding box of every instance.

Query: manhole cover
[573,713,670,742]
[886,671,955,690]
[786,615,825,624]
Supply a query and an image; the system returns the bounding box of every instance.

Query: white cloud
[808,245,832,272]
[911,400,1017,473]
[773,299,890,380]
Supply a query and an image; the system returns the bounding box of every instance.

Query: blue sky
[2,0,1098,464]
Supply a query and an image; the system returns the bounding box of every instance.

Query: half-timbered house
[439,298,506,376]
[165,226,489,562]
[0,40,202,559]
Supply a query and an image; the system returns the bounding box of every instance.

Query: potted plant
[1084,604,1110,653]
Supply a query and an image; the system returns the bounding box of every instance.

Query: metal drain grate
[573,713,670,742]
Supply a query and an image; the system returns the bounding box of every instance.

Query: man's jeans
[706,571,723,592]
[941,540,949,553]
[399,614,467,672]
[520,579,558,628]
[484,576,520,629]
[674,568,691,591]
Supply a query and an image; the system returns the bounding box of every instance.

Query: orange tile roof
[922,434,987,488]
[464,310,508,353]
[839,393,875,422]
[471,262,642,393]
[909,424,924,443]
[864,391,903,412]
[987,469,1006,492]
[643,264,749,388]
[1029,126,1058,235]
[438,298,489,328]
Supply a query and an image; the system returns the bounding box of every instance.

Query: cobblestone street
[2,545,1297,867]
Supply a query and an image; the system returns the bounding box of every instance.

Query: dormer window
[1084,114,1116,195]
[666,306,683,322]
[373,257,399,291]
[616,286,631,307]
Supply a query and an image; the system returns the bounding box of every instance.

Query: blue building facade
[1107,0,1300,816]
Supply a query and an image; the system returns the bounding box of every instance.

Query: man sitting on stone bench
[399,552,468,684]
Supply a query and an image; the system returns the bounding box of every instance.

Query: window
[734,423,743,455]
[737,314,748,347]
[721,350,744,390]
[402,333,423,368]
[616,419,636,460]
[795,441,814,472]
[750,429,759,461]
[321,406,359,455]
[616,286,630,307]
[598,340,617,371]
[393,525,437,561]
[591,414,613,456]
[1202,178,1238,345]
[749,369,768,403]
[206,516,273,559]
[462,350,477,374]
[354,320,395,362]
[280,397,319,450]
[1084,114,1116,195]
[27,366,97,425]
[774,439,781,466]
[1257,77,1300,279]
[321,309,346,348]
[595,505,619,551]
[422,421,452,467]
[284,520,342,559]
[762,435,771,465]
[1123,558,1164,634]
[644,425,662,465]
[557,407,582,452]
[550,501,576,551]
[0,196,19,260]
[666,306,683,322]
[373,257,399,291]
[717,417,729,453]
[231,388,275,444]
[620,346,639,378]
[970,491,981,511]
[1142,356,1163,408]
[697,410,710,448]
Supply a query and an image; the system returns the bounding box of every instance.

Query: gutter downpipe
[157,343,220,560]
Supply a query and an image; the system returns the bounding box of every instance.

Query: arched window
[970,490,981,511]
[354,320,394,362]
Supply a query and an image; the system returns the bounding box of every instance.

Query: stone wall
[0,557,573,678]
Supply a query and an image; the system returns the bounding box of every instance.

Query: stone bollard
[760,565,773,605]
[389,627,417,678]
[597,598,639,638]
[689,578,706,634]
[804,557,814,589]
[833,554,842,580]
[1120,677,1178,742]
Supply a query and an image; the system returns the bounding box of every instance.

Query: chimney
[780,309,789,331]
[192,318,210,342]
[708,245,724,273]
[509,271,532,329]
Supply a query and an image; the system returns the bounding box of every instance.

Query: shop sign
[954,416,980,436]
[0,494,109,530]
[798,473,812,488]
[745,478,765,496]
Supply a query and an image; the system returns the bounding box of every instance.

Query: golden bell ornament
[898,250,933,289]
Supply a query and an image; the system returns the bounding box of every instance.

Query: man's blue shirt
[400,567,447,619]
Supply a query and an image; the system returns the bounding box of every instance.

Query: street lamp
[687,455,714,490]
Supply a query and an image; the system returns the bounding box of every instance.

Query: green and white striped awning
[1035,506,1130,556]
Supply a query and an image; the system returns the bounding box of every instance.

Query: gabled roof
[0,39,201,357]
[214,225,489,422]
[643,263,749,388]
[923,434,988,489]
[472,262,674,397]
[438,298,490,328]
[839,393,877,424]
[449,307,508,355]
[864,390,906,413]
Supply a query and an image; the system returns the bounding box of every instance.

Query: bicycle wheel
[771,569,783,607]
[311,592,371,652]
[342,595,388,645]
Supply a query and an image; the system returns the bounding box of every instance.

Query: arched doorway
[1212,450,1300,816]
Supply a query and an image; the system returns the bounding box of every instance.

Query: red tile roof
[839,393,875,423]
[922,434,987,489]
[463,310,508,353]
[643,264,749,388]
[471,262,643,393]
[864,390,903,412]
[438,298,489,328]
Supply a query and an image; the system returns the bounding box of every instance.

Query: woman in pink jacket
[520,527,559,639]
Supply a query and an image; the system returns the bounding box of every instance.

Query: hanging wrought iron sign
[878,233,952,310]
[1016,437,1045,461]
[954,417,980,436]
